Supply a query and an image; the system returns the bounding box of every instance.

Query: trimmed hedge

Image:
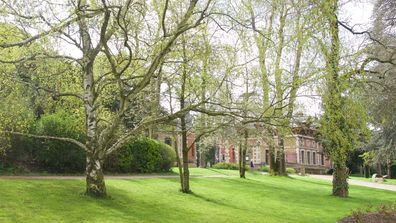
[261,166,296,174]
[212,162,239,170]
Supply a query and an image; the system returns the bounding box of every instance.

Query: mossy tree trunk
[332,164,348,197]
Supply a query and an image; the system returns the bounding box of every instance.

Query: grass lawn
[1,168,395,223]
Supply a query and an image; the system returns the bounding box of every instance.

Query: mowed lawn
[1,169,396,223]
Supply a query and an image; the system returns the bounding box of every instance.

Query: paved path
[0,174,236,180]
[309,174,396,192]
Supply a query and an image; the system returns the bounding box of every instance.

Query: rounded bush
[159,143,176,171]
[114,137,176,173]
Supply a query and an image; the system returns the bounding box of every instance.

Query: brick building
[157,131,197,167]
[155,126,332,173]
[216,127,332,174]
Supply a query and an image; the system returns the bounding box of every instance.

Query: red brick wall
[286,151,297,163]
[187,133,196,163]
[229,146,236,163]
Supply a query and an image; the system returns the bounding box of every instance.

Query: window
[164,137,172,146]
[321,153,324,165]
[307,151,311,164]
[313,152,316,165]
[300,150,305,164]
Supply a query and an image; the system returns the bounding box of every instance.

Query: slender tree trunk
[239,142,246,178]
[181,149,190,193]
[179,35,190,193]
[85,152,106,197]
[173,134,184,190]
[240,129,249,178]
[332,163,348,197]
[387,159,392,178]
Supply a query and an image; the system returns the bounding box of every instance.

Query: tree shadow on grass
[187,191,246,211]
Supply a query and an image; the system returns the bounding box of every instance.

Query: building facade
[216,127,332,174]
[156,127,332,173]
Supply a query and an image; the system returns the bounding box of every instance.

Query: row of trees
[0,0,391,198]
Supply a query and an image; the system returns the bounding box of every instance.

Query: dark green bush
[159,143,176,171]
[112,137,176,173]
[32,111,85,173]
[212,162,239,170]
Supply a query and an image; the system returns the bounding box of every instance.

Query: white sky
[50,0,376,118]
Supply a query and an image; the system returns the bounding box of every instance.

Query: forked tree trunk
[332,164,348,197]
[85,153,106,197]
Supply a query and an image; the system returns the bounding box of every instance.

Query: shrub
[114,137,176,173]
[32,111,86,173]
[286,167,296,174]
[159,143,176,171]
[261,166,270,172]
[212,162,239,170]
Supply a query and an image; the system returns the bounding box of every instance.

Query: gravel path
[0,174,236,180]
[309,174,396,192]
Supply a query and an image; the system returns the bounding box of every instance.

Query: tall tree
[318,0,367,197]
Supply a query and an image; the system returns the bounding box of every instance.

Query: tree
[0,0,213,197]
[318,0,367,197]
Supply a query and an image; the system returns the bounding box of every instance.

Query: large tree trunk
[85,153,106,197]
[332,164,348,197]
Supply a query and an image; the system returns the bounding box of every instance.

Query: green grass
[0,169,395,223]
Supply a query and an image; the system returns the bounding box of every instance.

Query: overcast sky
[298,0,374,117]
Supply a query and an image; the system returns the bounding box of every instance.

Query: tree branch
[0,131,88,151]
